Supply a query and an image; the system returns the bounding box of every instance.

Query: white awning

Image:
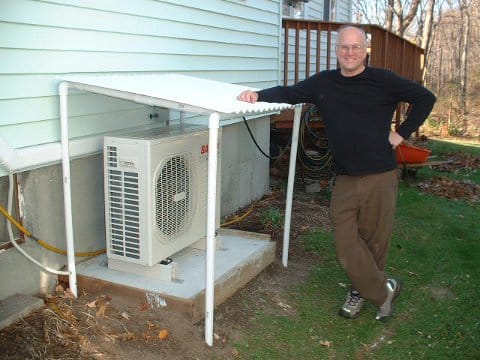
[57,73,302,347]
[60,73,293,115]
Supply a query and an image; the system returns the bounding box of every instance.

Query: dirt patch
[425,286,457,301]
[0,184,331,360]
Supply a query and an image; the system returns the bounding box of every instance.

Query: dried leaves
[417,177,480,203]
[141,321,169,341]
[409,148,480,202]
[0,286,175,359]
[432,152,480,173]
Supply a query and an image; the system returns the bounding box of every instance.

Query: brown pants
[330,169,399,306]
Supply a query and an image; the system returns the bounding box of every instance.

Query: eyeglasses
[336,44,365,53]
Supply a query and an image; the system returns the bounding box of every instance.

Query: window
[282,0,308,19]
[323,0,337,21]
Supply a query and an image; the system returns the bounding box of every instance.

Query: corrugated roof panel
[60,73,293,116]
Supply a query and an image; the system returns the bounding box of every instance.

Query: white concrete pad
[0,294,44,330]
[75,229,273,301]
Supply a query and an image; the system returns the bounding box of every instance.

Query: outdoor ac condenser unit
[103,124,221,273]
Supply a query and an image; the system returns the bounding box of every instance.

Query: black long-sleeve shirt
[258,67,436,176]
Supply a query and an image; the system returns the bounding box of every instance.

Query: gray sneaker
[375,278,403,322]
[339,290,365,318]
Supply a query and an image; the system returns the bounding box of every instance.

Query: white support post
[282,104,302,267]
[205,112,220,346]
[59,82,78,297]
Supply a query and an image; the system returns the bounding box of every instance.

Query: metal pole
[205,112,220,346]
[282,104,302,267]
[59,81,78,297]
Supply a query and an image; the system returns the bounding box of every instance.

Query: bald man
[238,26,436,321]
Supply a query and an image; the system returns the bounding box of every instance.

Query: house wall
[0,0,281,153]
[0,0,279,300]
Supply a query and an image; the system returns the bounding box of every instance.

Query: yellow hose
[221,194,275,227]
[221,205,255,227]
[0,203,105,257]
[3,192,275,254]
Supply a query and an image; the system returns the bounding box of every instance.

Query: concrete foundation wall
[0,154,105,300]
[0,116,271,300]
[220,116,270,217]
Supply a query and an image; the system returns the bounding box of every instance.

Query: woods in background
[354,0,479,137]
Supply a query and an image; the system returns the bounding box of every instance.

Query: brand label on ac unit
[119,158,138,169]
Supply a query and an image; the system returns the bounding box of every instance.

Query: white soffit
[59,73,293,116]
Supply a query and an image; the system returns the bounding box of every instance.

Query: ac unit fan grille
[107,167,140,259]
[155,154,193,243]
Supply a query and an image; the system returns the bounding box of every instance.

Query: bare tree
[353,0,480,136]
[353,0,422,37]
[459,0,471,114]
[420,0,441,83]
[385,0,394,32]
[421,0,436,50]
[353,0,391,25]
[393,0,422,36]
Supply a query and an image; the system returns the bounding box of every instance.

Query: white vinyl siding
[0,0,281,163]
[336,1,353,21]
[307,0,352,21]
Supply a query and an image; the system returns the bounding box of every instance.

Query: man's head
[336,26,368,77]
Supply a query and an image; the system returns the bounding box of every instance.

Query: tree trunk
[421,0,436,83]
[386,0,394,32]
[436,47,443,94]
[459,0,470,114]
[424,23,437,86]
[421,0,436,50]
[394,0,421,36]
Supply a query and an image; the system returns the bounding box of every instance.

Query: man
[237,25,436,321]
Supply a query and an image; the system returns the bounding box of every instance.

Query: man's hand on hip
[389,130,404,149]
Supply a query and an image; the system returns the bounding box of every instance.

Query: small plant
[259,207,283,232]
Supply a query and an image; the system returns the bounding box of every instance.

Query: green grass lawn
[235,139,480,359]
